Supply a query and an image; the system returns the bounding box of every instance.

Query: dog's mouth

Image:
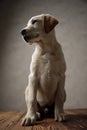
[24,36,29,42]
[23,34,40,43]
[21,29,40,43]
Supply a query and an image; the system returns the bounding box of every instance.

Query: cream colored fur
[21,14,66,126]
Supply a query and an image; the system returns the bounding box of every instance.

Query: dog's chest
[39,53,57,74]
[38,53,59,88]
[36,54,59,102]
[38,53,61,75]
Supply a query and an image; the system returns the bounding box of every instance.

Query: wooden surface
[0,109,87,130]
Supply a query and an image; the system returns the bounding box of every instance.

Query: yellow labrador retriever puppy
[21,14,66,126]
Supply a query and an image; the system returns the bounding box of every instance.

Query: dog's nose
[21,29,27,35]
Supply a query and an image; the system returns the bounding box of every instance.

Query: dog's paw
[55,109,65,122]
[55,113,65,122]
[21,114,36,126]
[21,112,40,126]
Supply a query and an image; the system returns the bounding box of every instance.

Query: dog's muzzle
[21,29,39,43]
[21,29,30,42]
[21,29,27,35]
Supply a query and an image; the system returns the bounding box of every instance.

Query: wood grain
[0,109,87,130]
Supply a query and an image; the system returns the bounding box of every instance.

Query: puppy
[21,14,66,126]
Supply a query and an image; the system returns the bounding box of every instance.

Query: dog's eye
[32,20,38,24]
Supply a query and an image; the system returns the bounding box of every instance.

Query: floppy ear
[44,14,59,33]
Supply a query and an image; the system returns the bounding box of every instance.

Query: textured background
[0,0,87,110]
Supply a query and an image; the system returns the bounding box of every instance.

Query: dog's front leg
[21,74,38,126]
[54,74,66,122]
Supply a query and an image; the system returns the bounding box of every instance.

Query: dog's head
[21,14,58,44]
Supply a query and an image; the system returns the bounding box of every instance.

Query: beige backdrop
[0,0,87,110]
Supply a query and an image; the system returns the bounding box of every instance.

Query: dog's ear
[44,14,59,33]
